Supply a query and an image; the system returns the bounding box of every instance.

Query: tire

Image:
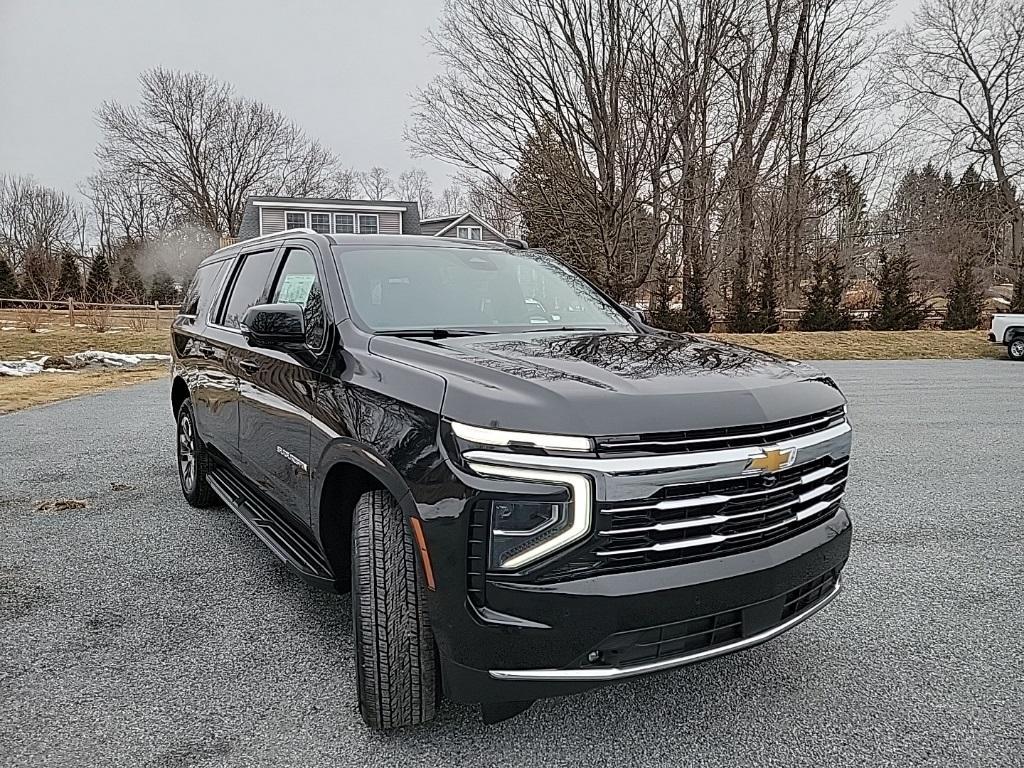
[351,489,436,729]
[176,398,215,508]
[1008,337,1024,361]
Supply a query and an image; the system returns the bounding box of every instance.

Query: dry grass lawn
[0,325,170,358]
[709,329,1001,360]
[0,366,168,414]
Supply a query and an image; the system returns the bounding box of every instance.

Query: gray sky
[0,0,920,199]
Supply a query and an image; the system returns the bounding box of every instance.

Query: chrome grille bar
[607,459,849,515]
[595,497,840,557]
[601,478,845,537]
[601,412,842,450]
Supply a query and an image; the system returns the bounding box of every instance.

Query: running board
[206,469,337,593]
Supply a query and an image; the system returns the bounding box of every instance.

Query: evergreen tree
[148,269,178,304]
[799,255,852,331]
[116,252,146,303]
[0,258,18,298]
[726,259,757,332]
[869,244,926,330]
[85,251,113,302]
[824,258,853,331]
[681,257,712,332]
[942,253,983,329]
[56,251,82,300]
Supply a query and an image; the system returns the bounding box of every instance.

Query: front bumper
[433,506,851,703]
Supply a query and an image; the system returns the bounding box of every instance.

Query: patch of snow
[1,350,170,376]
[34,328,53,334]
[66,350,170,368]
[1,326,16,331]
[0,360,44,377]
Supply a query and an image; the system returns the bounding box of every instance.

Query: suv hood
[369,330,844,436]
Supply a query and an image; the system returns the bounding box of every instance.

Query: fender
[309,435,421,542]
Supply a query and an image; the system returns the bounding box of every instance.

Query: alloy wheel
[178,414,196,492]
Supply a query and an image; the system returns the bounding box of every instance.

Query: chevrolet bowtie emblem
[746,447,796,473]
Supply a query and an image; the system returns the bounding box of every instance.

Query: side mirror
[240,303,306,350]
[623,305,647,325]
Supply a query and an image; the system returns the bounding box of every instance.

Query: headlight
[452,421,592,452]
[467,463,592,569]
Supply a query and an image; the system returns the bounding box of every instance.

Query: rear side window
[179,261,226,318]
[270,247,326,349]
[218,249,277,329]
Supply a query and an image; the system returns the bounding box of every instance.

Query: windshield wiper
[376,329,495,339]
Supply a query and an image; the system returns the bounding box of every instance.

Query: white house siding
[260,208,287,234]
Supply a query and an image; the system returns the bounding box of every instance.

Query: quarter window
[270,248,326,349]
[218,249,277,329]
[357,214,379,234]
[285,211,307,230]
[310,213,331,234]
[457,225,483,240]
[335,213,355,234]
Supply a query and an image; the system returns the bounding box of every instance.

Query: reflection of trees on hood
[475,332,796,381]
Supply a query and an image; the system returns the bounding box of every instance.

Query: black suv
[170,230,852,729]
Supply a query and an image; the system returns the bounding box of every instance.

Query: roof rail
[503,238,529,249]
[211,227,319,254]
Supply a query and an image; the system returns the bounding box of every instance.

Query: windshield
[332,245,630,333]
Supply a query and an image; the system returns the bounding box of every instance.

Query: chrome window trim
[488,577,842,681]
[463,422,852,475]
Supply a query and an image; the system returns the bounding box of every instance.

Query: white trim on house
[252,201,407,213]
[258,206,264,236]
[457,225,483,240]
[433,212,506,239]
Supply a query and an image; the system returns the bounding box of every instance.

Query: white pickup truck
[989,314,1024,360]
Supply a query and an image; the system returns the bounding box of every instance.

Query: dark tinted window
[179,261,226,317]
[219,249,277,329]
[270,248,326,348]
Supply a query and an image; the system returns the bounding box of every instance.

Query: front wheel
[1008,337,1024,361]
[176,398,214,507]
[351,490,437,729]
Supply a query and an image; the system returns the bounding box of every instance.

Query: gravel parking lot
[1,360,1021,767]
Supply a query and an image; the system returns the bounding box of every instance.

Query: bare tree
[96,68,343,237]
[0,175,86,296]
[358,167,395,199]
[888,0,1024,288]
[396,168,436,216]
[409,0,694,299]
[330,168,361,199]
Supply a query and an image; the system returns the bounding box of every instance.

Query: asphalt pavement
[1,360,1022,767]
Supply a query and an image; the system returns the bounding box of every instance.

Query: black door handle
[238,359,261,373]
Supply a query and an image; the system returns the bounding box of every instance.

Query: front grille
[542,455,848,581]
[595,406,846,455]
[583,569,839,668]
